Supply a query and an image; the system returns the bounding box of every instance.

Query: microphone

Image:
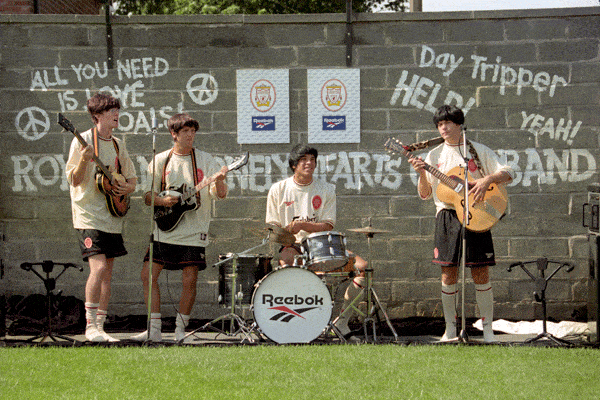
[151,117,158,133]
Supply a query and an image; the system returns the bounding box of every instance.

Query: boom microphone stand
[458,126,470,343]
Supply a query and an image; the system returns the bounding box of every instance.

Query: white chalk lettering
[390,71,475,114]
[520,111,582,145]
[11,149,598,193]
[470,54,568,97]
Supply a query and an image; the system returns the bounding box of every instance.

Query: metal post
[104,1,114,69]
[345,0,353,67]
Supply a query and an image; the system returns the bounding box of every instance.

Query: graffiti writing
[11,149,597,194]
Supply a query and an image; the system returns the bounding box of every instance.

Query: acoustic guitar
[154,152,249,232]
[384,137,508,232]
[58,113,130,217]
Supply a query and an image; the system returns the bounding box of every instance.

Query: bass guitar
[384,137,508,232]
[58,113,130,217]
[154,152,249,232]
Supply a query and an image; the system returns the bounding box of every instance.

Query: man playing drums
[265,144,367,340]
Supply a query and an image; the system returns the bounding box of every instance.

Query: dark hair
[168,113,200,134]
[288,144,318,172]
[87,92,120,123]
[433,105,465,127]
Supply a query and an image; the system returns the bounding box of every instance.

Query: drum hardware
[301,231,349,272]
[178,237,270,345]
[347,221,399,343]
[19,261,83,343]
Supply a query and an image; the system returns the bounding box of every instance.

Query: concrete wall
[1,8,599,321]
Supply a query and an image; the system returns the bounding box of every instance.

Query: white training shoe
[85,325,107,342]
[130,329,162,342]
[440,331,459,342]
[334,318,351,337]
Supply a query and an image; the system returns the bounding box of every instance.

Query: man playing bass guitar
[407,105,514,343]
[65,92,137,342]
[132,113,228,342]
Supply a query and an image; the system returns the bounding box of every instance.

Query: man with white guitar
[65,93,137,342]
[132,113,229,342]
[407,105,514,343]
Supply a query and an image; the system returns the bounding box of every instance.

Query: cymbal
[265,224,296,246]
[347,226,392,235]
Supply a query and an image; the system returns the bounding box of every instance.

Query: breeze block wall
[1,8,598,322]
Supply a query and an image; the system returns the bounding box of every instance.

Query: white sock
[85,302,99,329]
[475,283,495,341]
[131,313,162,342]
[441,283,458,339]
[96,309,119,342]
[175,313,190,341]
[84,302,105,342]
[336,277,365,336]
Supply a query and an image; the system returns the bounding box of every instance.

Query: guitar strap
[466,140,486,176]
[161,148,201,208]
[406,135,485,175]
[404,137,444,152]
[93,127,122,174]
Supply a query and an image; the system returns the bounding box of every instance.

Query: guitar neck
[387,138,460,190]
[180,170,224,203]
[421,164,460,190]
[72,129,114,180]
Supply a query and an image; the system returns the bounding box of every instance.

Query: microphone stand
[459,125,470,343]
[145,117,158,340]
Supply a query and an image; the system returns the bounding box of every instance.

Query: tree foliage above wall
[114,0,407,15]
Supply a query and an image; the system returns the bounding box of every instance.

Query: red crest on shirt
[468,159,478,172]
[312,195,322,210]
[84,237,93,249]
[196,168,204,182]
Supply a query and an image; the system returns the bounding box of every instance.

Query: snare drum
[252,267,333,344]
[301,231,349,271]
[218,254,272,305]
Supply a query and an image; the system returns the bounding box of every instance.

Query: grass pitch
[1,344,599,399]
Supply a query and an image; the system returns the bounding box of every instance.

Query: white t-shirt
[146,148,224,247]
[65,129,137,233]
[423,141,514,214]
[266,176,336,243]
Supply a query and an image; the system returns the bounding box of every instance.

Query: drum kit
[179,222,398,345]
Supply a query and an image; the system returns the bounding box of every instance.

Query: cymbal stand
[508,258,575,346]
[179,237,269,344]
[20,261,83,343]
[348,229,399,343]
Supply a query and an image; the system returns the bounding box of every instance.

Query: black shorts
[143,241,207,271]
[77,229,127,262]
[433,209,495,268]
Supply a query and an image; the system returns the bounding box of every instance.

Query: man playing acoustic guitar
[65,92,137,342]
[407,105,514,343]
[132,113,228,342]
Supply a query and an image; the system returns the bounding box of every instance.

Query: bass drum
[252,267,332,344]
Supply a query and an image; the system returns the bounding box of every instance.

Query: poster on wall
[307,68,360,143]
[236,69,290,144]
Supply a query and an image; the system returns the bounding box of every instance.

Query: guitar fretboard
[384,138,460,190]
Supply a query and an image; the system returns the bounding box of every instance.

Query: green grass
[1,345,599,399]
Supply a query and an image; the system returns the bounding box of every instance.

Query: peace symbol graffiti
[15,107,51,141]
[186,73,219,105]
